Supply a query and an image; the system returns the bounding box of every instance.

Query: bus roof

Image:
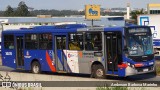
[2,24,86,34]
[2,24,149,34]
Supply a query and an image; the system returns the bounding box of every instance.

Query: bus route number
[5,52,12,55]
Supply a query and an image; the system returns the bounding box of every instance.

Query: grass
[96,87,149,90]
[156,61,160,76]
[96,87,128,90]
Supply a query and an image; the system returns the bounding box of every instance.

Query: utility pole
[91,19,94,27]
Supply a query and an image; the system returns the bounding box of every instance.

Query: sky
[0,0,160,10]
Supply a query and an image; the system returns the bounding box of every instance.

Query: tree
[130,9,146,24]
[4,5,14,16]
[15,1,30,16]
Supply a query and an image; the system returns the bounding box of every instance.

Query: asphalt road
[0,65,160,81]
[1,65,160,90]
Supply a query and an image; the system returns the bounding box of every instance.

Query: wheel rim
[33,65,39,73]
[96,69,103,77]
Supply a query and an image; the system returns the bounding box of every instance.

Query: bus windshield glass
[125,27,153,56]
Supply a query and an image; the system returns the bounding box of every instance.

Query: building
[28,7,34,11]
[110,8,127,13]
[78,9,84,12]
[0,17,77,31]
[147,3,160,14]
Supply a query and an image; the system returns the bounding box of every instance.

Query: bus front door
[105,32,122,74]
[16,36,24,69]
[55,35,67,72]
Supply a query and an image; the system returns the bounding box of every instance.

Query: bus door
[55,35,67,71]
[105,32,122,74]
[16,36,24,69]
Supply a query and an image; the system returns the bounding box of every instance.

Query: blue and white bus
[1,24,156,78]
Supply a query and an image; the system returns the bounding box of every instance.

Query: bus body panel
[23,50,53,71]
[63,50,105,74]
[2,50,16,69]
[1,33,17,69]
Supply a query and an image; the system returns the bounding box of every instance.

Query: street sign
[85,5,100,20]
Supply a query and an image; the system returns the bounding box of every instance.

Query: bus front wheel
[31,61,41,74]
[92,64,105,79]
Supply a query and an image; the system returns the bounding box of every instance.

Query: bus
[1,24,156,78]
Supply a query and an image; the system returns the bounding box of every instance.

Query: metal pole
[0,22,4,31]
[91,19,94,27]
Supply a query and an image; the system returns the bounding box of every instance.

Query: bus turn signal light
[134,63,144,67]
[118,63,128,69]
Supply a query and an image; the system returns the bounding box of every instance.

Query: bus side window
[39,33,52,50]
[93,34,102,50]
[85,42,94,50]
[9,43,14,49]
[4,35,14,49]
[69,33,83,50]
[62,37,66,49]
[69,42,80,50]
[25,34,38,49]
[85,33,102,51]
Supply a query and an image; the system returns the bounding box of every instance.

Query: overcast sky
[0,0,160,10]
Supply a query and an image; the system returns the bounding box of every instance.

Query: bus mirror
[154,52,159,55]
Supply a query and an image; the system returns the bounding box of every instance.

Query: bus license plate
[143,68,148,72]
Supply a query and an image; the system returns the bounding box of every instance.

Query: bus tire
[150,66,157,76]
[92,64,105,79]
[31,61,41,74]
[152,71,157,76]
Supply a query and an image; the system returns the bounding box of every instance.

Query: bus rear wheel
[31,61,41,74]
[92,64,105,79]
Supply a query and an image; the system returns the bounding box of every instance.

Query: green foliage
[2,1,126,17]
[130,9,146,24]
[15,1,30,16]
[96,87,128,90]
[156,64,160,75]
[4,5,14,16]
[96,87,149,90]
[3,1,30,17]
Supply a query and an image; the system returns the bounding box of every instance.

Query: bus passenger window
[85,33,102,51]
[25,34,38,49]
[39,33,52,50]
[68,33,83,50]
[4,35,14,49]
[9,43,14,49]
[62,37,66,49]
[69,42,80,50]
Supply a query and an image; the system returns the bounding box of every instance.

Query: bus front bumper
[125,65,156,76]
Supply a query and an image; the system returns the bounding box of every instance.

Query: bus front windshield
[126,27,153,56]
